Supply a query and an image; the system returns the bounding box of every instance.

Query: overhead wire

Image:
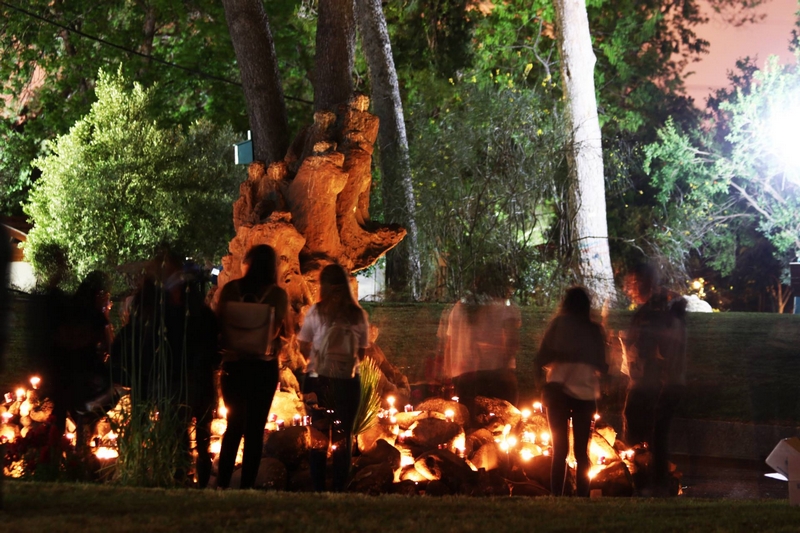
[0,0,313,104]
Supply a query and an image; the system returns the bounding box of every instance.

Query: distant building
[2,217,35,292]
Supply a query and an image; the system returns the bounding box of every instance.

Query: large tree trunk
[355,0,421,300]
[221,0,289,165]
[314,0,356,112]
[221,95,406,370]
[553,0,616,304]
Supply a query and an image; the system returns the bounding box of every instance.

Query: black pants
[305,375,361,491]
[543,384,595,497]
[217,358,278,489]
[623,386,659,446]
[653,385,684,486]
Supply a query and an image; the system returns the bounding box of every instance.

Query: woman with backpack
[215,244,288,489]
[535,287,608,497]
[298,263,370,491]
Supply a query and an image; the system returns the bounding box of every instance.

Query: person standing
[536,287,608,497]
[215,245,288,489]
[298,264,370,492]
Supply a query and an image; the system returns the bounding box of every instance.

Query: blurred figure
[0,226,10,510]
[536,287,608,497]
[216,245,288,490]
[622,263,687,493]
[441,284,521,412]
[299,264,370,492]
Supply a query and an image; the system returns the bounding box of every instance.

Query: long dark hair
[239,245,278,296]
[316,264,362,325]
[559,286,592,321]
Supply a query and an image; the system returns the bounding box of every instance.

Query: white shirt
[298,304,370,376]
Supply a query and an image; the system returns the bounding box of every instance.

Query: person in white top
[298,264,369,491]
[536,287,608,497]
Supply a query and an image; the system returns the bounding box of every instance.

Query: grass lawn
[3,480,800,533]
[3,294,800,424]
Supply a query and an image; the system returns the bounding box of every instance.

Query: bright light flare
[95,447,119,460]
[521,408,531,419]
[29,376,41,389]
[532,401,543,412]
[769,100,800,176]
[15,388,25,401]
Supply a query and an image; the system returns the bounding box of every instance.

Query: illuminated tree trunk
[356,0,421,300]
[221,0,289,165]
[553,0,616,304]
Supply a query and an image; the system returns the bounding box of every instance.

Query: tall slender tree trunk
[221,0,289,165]
[315,0,356,112]
[553,0,616,304]
[355,0,421,300]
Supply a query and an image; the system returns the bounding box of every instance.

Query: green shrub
[24,68,244,291]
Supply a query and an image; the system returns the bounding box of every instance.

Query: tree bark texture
[355,0,421,300]
[222,0,289,165]
[553,0,616,304]
[314,0,356,112]
[220,95,406,369]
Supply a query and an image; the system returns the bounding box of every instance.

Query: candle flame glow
[95,447,119,460]
[521,408,531,419]
[29,376,41,389]
[533,401,543,412]
[387,396,395,407]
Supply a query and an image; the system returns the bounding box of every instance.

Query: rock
[415,398,470,427]
[400,465,429,482]
[288,467,315,492]
[470,441,501,471]
[590,460,633,497]
[349,462,394,495]
[29,400,53,423]
[414,449,476,492]
[590,429,618,465]
[268,390,305,427]
[424,479,452,496]
[509,479,550,497]
[468,468,510,496]
[356,421,395,454]
[264,426,327,470]
[683,294,713,312]
[473,397,521,430]
[515,413,549,439]
[465,428,495,454]
[354,439,401,471]
[406,417,461,452]
[229,457,287,490]
[520,454,552,488]
[392,479,423,495]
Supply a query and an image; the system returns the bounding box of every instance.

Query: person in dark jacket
[536,287,608,497]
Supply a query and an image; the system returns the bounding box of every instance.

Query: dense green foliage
[644,56,800,286]
[23,70,243,286]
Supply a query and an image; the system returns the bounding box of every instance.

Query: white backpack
[222,288,275,357]
[316,321,358,378]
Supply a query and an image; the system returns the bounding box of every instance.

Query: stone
[349,462,394,495]
[473,396,521,429]
[406,417,462,453]
[424,479,452,496]
[590,460,633,497]
[268,390,305,427]
[415,398,470,427]
[470,441,501,471]
[356,421,396,454]
[683,294,713,313]
[509,479,550,497]
[414,449,476,492]
[468,468,511,496]
[520,454,552,489]
[465,428,495,454]
[229,457,287,490]
[264,426,327,471]
[354,438,401,471]
[392,479,423,496]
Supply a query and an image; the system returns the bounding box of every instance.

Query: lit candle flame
[540,431,550,445]
[451,396,459,403]
[1,411,12,422]
[520,449,534,461]
[95,447,119,460]
[218,405,228,418]
[444,409,455,422]
[387,396,395,408]
[521,408,531,419]
[593,413,601,421]
[533,401,543,412]
[15,388,25,401]
[29,376,41,389]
